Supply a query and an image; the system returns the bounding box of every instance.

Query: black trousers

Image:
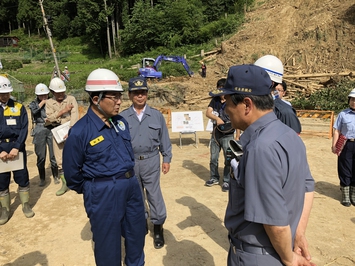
[338,141,355,187]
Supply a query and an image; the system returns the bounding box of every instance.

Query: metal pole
[39,0,60,77]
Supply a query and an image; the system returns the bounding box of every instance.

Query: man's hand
[39,99,47,108]
[215,117,224,125]
[7,148,19,160]
[162,163,170,175]
[331,145,337,154]
[294,233,311,261]
[286,252,316,266]
[65,103,74,113]
[58,104,74,118]
[0,151,8,161]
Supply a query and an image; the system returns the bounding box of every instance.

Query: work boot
[0,192,10,225]
[341,186,351,207]
[56,174,68,196]
[38,167,46,187]
[350,186,355,206]
[18,190,35,218]
[52,166,60,184]
[153,224,165,249]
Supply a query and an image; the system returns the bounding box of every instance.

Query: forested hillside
[0,0,253,56]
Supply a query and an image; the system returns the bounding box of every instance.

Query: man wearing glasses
[275,81,292,106]
[120,77,172,249]
[62,69,146,266]
[255,55,301,134]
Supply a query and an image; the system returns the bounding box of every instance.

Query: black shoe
[39,179,45,187]
[153,224,165,249]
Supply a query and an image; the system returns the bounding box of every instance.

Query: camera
[226,140,243,166]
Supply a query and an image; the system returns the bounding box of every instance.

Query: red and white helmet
[254,55,284,84]
[49,77,66,93]
[85,69,123,92]
[0,76,13,93]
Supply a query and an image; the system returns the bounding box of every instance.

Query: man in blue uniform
[255,55,301,134]
[28,83,58,187]
[332,88,355,206]
[0,75,35,225]
[62,69,145,266]
[210,65,315,266]
[120,77,172,249]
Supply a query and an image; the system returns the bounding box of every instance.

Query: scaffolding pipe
[39,0,60,77]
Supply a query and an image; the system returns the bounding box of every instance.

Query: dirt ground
[1,112,355,266]
[1,0,355,265]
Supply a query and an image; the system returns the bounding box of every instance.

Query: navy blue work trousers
[83,176,146,266]
[0,142,29,190]
[338,141,355,187]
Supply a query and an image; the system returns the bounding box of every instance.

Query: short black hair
[88,91,106,105]
[230,93,274,111]
[216,78,227,89]
[281,81,287,91]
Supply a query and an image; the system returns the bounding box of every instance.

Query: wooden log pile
[283,68,354,100]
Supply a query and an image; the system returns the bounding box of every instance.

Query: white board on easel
[171,111,204,133]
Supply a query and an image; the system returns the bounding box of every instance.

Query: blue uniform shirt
[333,108,355,139]
[274,98,302,134]
[0,98,28,152]
[63,108,135,193]
[225,112,314,248]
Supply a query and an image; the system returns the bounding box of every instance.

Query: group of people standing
[0,70,172,265]
[0,76,79,226]
[207,56,316,266]
[1,53,354,266]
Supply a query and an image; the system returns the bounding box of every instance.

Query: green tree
[17,0,42,36]
[0,0,19,34]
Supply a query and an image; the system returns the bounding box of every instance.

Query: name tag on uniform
[6,119,16,126]
[90,135,104,146]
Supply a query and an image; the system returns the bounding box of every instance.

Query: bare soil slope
[2,1,355,266]
[146,0,355,110]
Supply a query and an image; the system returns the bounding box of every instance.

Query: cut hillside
[146,0,355,109]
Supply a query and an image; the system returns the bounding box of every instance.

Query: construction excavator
[138,55,194,79]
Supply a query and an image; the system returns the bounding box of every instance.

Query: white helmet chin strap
[91,91,119,133]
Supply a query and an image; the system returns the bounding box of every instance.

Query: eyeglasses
[103,95,122,102]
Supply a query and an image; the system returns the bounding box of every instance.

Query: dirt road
[1,117,355,266]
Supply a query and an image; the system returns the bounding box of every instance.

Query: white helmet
[254,55,283,84]
[49,77,66,93]
[348,88,355,98]
[85,68,123,92]
[35,83,50,95]
[0,76,13,93]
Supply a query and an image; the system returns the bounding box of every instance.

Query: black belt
[135,150,159,160]
[45,125,55,130]
[0,138,17,143]
[348,139,355,142]
[87,170,135,182]
[230,237,275,255]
